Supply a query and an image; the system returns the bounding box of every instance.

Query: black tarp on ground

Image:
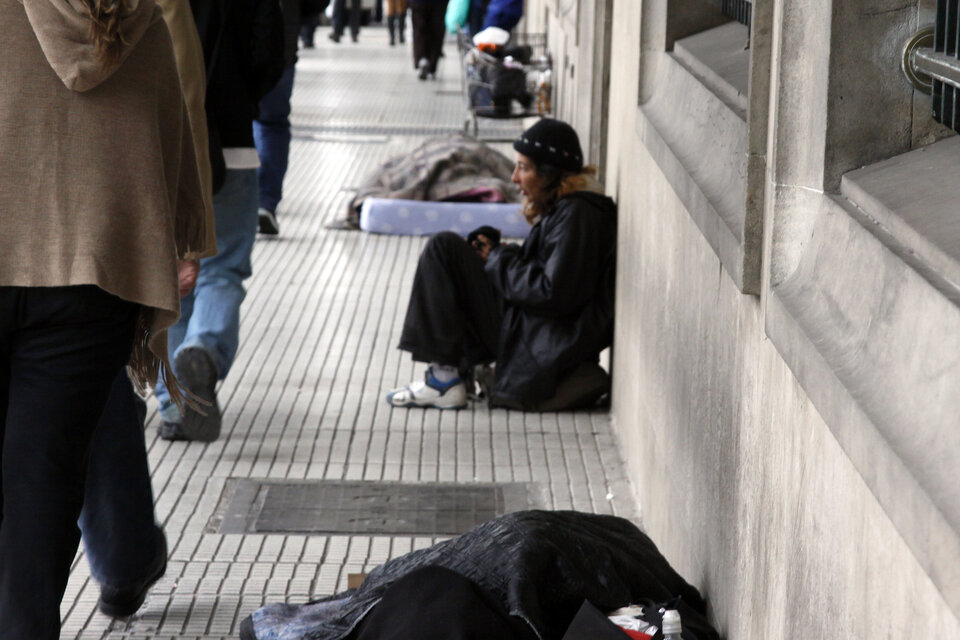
[241,510,720,640]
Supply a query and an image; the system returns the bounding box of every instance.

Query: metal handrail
[901,18,960,131]
[916,48,960,90]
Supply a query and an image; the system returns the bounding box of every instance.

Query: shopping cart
[458,31,553,139]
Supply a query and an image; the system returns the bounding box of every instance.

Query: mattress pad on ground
[359,198,530,238]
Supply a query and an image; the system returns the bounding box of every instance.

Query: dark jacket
[485,191,617,404]
[481,0,522,30]
[280,0,303,67]
[191,0,285,149]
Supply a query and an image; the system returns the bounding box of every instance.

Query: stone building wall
[521,0,960,636]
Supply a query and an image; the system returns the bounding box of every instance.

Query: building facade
[521,0,960,636]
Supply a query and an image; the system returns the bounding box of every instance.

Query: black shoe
[351,33,358,43]
[417,57,429,80]
[98,539,168,618]
[172,347,221,442]
[258,208,279,235]
[328,31,340,43]
[158,420,189,441]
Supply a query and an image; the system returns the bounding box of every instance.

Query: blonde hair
[521,165,601,224]
[85,0,128,65]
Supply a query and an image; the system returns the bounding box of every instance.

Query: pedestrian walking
[0,0,209,635]
[330,0,362,42]
[75,0,218,617]
[387,0,408,46]
[409,0,450,79]
[155,0,285,442]
[255,0,310,235]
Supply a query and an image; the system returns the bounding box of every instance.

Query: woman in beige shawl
[0,0,207,636]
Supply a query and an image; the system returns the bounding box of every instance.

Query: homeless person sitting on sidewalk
[387,118,617,411]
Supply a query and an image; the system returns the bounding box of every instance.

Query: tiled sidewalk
[61,25,637,639]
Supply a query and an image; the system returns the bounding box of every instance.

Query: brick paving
[61,25,637,639]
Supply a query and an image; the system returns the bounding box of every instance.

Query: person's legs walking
[300,14,319,47]
[253,65,296,235]
[0,286,138,639]
[155,169,258,442]
[387,11,395,45]
[411,5,429,77]
[348,0,361,41]
[330,0,346,40]
[426,2,447,74]
[80,370,167,618]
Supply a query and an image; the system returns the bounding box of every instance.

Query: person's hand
[178,259,200,297]
[472,234,494,262]
[467,225,501,262]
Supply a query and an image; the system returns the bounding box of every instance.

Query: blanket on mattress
[342,135,521,228]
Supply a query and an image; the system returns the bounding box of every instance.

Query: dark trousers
[398,232,501,367]
[254,65,297,213]
[300,14,321,46]
[468,0,490,35]
[410,2,449,73]
[0,285,138,639]
[332,0,361,37]
[79,370,166,595]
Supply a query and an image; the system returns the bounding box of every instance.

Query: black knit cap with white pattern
[513,118,584,173]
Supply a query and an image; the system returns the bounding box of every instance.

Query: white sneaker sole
[386,382,468,410]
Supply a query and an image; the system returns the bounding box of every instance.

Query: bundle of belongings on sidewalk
[240,510,721,640]
[337,136,528,237]
[466,26,539,115]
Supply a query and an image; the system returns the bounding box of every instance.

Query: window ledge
[673,21,749,119]
[840,135,960,306]
[765,174,960,614]
[636,22,759,293]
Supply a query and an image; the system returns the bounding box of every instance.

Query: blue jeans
[155,168,258,423]
[254,65,296,214]
[79,370,166,593]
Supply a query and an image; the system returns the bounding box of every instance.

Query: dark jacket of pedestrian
[191,0,285,149]
[280,0,304,67]
[481,0,521,31]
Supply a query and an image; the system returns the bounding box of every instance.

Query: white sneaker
[386,370,468,409]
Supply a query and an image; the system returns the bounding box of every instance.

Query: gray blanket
[342,135,521,228]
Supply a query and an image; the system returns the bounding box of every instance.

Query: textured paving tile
[62,25,635,640]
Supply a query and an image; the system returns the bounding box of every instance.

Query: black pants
[468,0,490,35]
[332,0,361,37]
[410,1,449,73]
[0,285,138,639]
[79,370,166,594]
[399,232,501,367]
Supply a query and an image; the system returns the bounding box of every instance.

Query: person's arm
[485,199,604,314]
